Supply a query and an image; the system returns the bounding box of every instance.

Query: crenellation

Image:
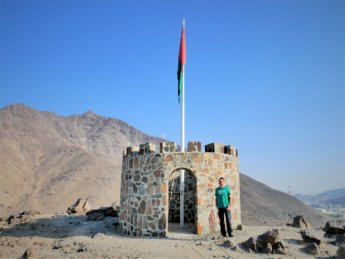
[124,146,140,157]
[120,140,241,237]
[205,143,224,153]
[160,142,177,153]
[139,143,156,154]
[188,141,202,152]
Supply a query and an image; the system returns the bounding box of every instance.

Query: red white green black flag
[177,20,186,103]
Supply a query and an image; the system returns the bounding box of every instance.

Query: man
[215,177,233,237]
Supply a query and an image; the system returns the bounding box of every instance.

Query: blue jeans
[218,208,232,237]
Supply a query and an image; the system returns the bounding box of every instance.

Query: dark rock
[337,245,345,259]
[300,230,322,245]
[304,242,319,255]
[257,229,279,246]
[272,241,285,255]
[20,246,37,259]
[52,244,62,249]
[223,240,232,248]
[77,244,87,253]
[86,206,119,217]
[293,215,311,229]
[6,215,14,224]
[244,237,257,251]
[324,220,345,235]
[98,207,116,216]
[231,245,241,252]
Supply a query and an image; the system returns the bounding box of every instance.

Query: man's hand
[226,205,231,211]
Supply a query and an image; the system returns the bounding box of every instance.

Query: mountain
[296,188,345,208]
[0,103,164,216]
[320,196,345,207]
[0,104,330,226]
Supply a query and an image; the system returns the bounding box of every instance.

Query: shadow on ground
[0,214,119,239]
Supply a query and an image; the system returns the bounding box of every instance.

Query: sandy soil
[0,212,340,259]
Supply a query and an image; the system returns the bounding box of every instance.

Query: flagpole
[180,18,185,227]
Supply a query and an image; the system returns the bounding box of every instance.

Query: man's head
[219,177,225,187]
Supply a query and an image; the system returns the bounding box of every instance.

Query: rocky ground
[0,211,344,259]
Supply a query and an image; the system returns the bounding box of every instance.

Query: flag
[177,21,186,103]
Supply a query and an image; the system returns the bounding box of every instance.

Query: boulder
[223,240,232,248]
[300,230,322,245]
[244,237,257,251]
[304,242,319,255]
[6,215,14,224]
[257,229,280,246]
[293,215,311,229]
[337,245,345,259]
[324,220,345,235]
[67,198,92,215]
[243,230,287,255]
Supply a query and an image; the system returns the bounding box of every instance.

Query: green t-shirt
[215,185,231,208]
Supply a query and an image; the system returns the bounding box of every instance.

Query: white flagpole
[180,18,185,227]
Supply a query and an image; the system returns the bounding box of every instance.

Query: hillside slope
[240,173,328,226]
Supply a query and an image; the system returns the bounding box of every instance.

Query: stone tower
[119,141,241,237]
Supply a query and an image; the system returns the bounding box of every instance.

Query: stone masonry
[119,141,241,237]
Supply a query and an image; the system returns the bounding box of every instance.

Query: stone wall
[119,141,241,237]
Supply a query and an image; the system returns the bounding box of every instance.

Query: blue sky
[1,0,344,195]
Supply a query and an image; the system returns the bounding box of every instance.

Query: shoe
[229,234,234,237]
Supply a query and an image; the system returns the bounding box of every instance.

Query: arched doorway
[168,169,197,234]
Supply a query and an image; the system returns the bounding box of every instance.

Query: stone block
[138,200,146,214]
[188,141,202,152]
[160,142,177,153]
[161,183,167,193]
[205,143,224,153]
